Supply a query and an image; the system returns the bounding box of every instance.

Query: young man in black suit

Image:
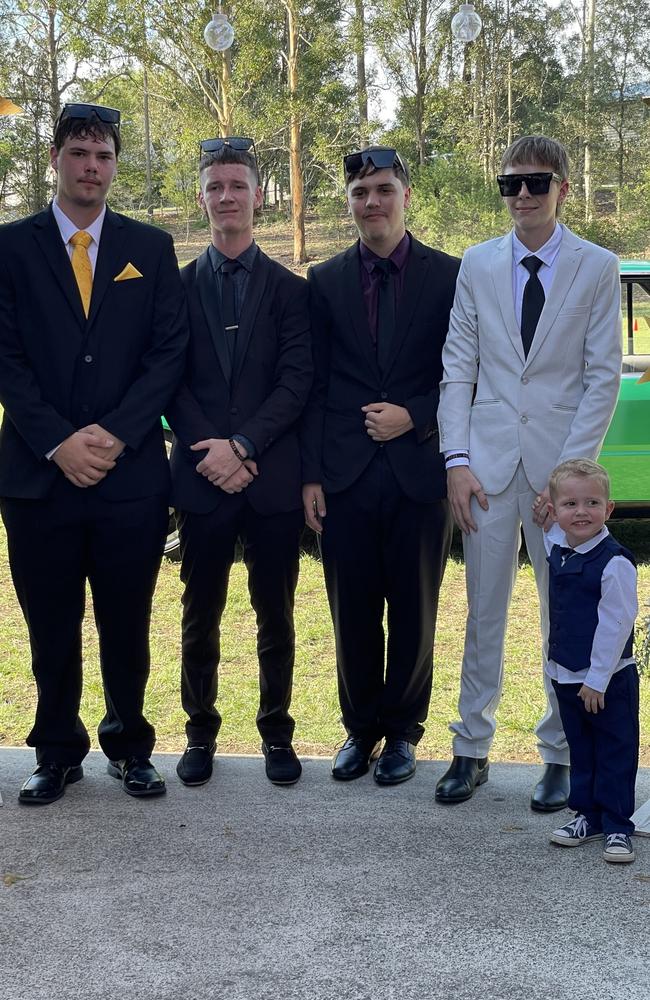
[166,139,311,786]
[301,146,460,784]
[0,104,188,803]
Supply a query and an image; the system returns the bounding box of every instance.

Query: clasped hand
[53,423,124,488]
[192,437,258,493]
[361,402,413,442]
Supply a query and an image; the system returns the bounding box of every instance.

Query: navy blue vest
[548,535,635,672]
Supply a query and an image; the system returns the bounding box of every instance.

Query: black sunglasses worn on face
[343,147,408,177]
[200,137,256,155]
[496,172,562,197]
[57,103,121,130]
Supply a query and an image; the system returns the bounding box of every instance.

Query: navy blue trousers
[552,665,639,834]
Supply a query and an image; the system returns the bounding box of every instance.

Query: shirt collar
[359,231,410,274]
[52,198,106,248]
[208,240,258,273]
[548,522,610,555]
[512,222,564,270]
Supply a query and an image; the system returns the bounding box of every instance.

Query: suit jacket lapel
[195,248,232,383]
[525,229,582,364]
[87,207,126,328]
[342,243,381,379]
[32,206,86,332]
[382,236,428,376]
[231,249,269,389]
[490,232,525,364]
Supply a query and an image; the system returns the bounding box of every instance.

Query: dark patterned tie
[221,259,242,367]
[520,255,545,358]
[374,258,395,372]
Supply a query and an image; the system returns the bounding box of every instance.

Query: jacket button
[81,405,89,413]
[230,407,238,415]
[84,355,93,363]
[521,376,529,384]
[380,392,388,400]
[520,415,528,424]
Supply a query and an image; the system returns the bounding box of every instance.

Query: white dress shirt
[543,523,638,692]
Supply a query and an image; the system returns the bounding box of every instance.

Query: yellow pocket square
[114,263,143,281]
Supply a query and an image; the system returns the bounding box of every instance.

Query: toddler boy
[545,459,639,863]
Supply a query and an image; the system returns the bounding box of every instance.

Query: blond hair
[548,459,610,502]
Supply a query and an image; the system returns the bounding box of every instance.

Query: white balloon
[451,3,482,44]
[204,13,235,52]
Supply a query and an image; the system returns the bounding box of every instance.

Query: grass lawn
[1,526,648,764]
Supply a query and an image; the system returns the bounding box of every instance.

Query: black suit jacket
[300,236,460,503]
[0,205,187,500]
[166,245,312,515]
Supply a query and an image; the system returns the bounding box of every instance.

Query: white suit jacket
[438,225,621,494]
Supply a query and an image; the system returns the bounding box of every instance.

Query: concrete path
[1,748,649,1000]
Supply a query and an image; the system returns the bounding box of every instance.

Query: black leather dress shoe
[176,743,216,786]
[530,763,570,812]
[18,763,83,805]
[261,743,302,785]
[435,755,489,803]
[374,740,416,785]
[107,757,166,797]
[332,736,382,781]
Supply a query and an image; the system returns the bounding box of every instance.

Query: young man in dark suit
[0,104,188,803]
[301,147,460,784]
[166,139,311,786]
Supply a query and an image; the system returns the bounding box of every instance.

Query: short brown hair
[199,145,260,186]
[53,114,121,157]
[501,135,569,181]
[548,459,610,502]
[344,145,410,188]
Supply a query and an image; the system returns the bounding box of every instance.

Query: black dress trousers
[177,497,303,746]
[320,450,452,744]
[0,480,168,765]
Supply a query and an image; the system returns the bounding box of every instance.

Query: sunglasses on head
[57,103,121,129]
[496,172,562,197]
[343,147,407,177]
[200,136,256,156]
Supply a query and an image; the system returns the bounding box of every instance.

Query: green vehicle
[161,261,650,559]
[599,261,650,516]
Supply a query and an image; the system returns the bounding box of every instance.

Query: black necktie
[374,258,395,371]
[520,255,545,358]
[221,259,242,367]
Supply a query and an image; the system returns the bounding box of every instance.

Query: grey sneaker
[550,814,602,847]
[603,833,635,864]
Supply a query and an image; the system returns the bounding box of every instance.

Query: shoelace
[605,833,630,849]
[565,815,590,838]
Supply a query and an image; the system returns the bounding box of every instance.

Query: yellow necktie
[70,230,93,317]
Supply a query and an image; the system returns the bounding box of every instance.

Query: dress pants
[177,498,303,745]
[321,450,452,744]
[0,481,168,765]
[552,666,639,834]
[450,461,568,763]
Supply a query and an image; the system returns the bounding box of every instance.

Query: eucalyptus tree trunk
[287,0,306,264]
[353,0,369,148]
[583,0,596,223]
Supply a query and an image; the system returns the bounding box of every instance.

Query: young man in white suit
[436,135,622,811]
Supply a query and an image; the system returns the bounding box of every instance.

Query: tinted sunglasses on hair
[57,103,121,129]
[200,136,255,155]
[343,147,407,177]
[496,172,562,197]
